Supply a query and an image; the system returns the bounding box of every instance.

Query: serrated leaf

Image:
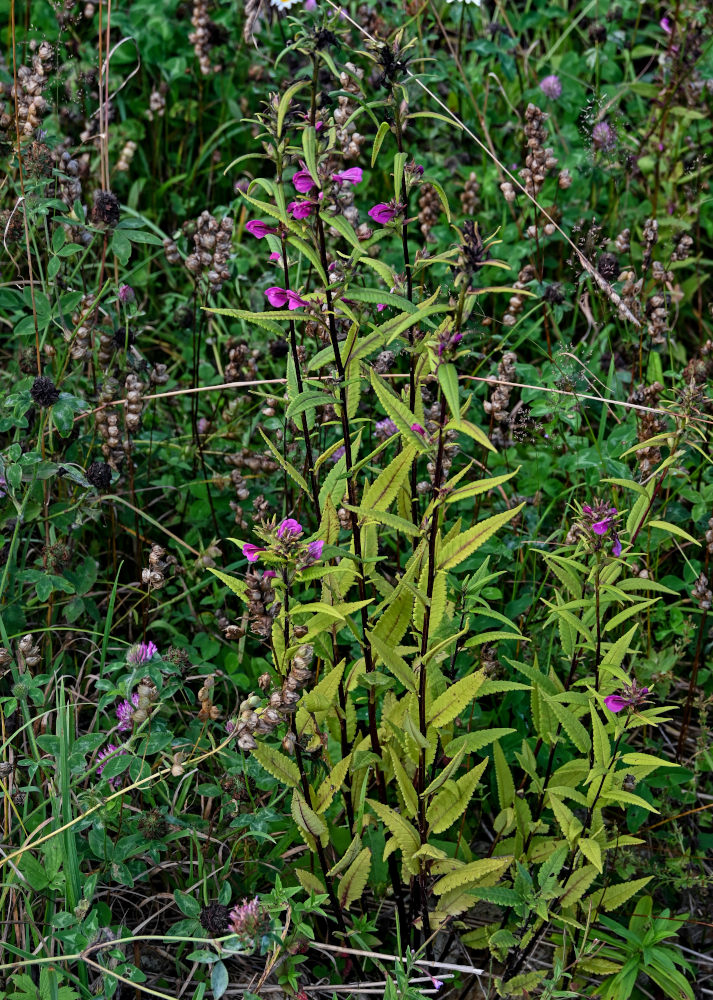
[296,868,326,895]
[372,121,391,167]
[427,757,488,834]
[368,629,416,692]
[578,838,603,873]
[493,740,515,811]
[208,566,248,601]
[337,848,371,909]
[427,670,486,728]
[316,754,352,813]
[389,747,418,818]
[437,505,524,571]
[252,742,301,788]
[259,428,310,494]
[327,834,362,876]
[437,362,460,420]
[445,468,519,505]
[368,798,420,873]
[586,875,653,912]
[432,856,511,895]
[370,371,430,451]
[591,706,611,769]
[362,446,416,513]
[543,694,591,753]
[559,863,598,908]
[292,790,328,841]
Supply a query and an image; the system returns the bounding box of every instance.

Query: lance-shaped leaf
[368,798,420,864]
[370,371,430,451]
[292,790,328,843]
[585,875,653,913]
[493,740,515,810]
[362,446,416,513]
[432,856,512,895]
[372,588,414,647]
[295,868,326,896]
[389,747,418,818]
[207,567,248,601]
[328,833,363,876]
[316,754,352,814]
[252,742,301,789]
[559,863,598,908]
[427,758,488,834]
[427,670,487,729]
[444,468,519,505]
[543,694,591,754]
[368,629,416,692]
[437,504,524,572]
[338,848,372,910]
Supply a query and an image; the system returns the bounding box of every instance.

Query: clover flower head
[96,744,127,789]
[540,74,562,99]
[127,641,159,665]
[229,896,262,937]
[116,693,140,732]
[592,121,616,151]
[118,284,135,304]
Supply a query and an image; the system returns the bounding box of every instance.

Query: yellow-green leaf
[252,742,300,789]
[337,848,372,910]
[432,856,511,895]
[427,670,486,729]
[437,505,524,572]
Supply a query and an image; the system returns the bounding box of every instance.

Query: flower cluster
[577,500,622,557]
[243,518,324,567]
[96,744,127,790]
[116,693,139,732]
[127,641,159,665]
[228,896,262,939]
[604,680,651,714]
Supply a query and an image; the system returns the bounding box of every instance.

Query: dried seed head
[30,376,60,407]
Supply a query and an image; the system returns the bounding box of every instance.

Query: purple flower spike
[368,203,398,225]
[277,518,303,538]
[332,167,363,185]
[243,542,264,563]
[246,220,277,239]
[604,681,650,714]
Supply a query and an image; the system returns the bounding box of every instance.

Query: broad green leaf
[559,863,598,908]
[578,838,603,874]
[207,566,249,600]
[647,519,701,546]
[437,362,460,420]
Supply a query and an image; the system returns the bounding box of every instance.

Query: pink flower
[410,423,426,436]
[263,570,277,579]
[660,16,672,32]
[269,251,281,262]
[96,744,127,789]
[229,897,262,937]
[265,286,308,310]
[604,681,650,714]
[306,539,324,560]
[292,162,317,194]
[368,203,398,225]
[116,693,139,732]
[243,543,264,563]
[377,303,387,312]
[332,167,363,185]
[277,518,303,538]
[246,220,277,239]
[118,284,135,304]
[305,0,317,9]
[127,641,158,665]
[540,74,562,100]
[288,200,315,220]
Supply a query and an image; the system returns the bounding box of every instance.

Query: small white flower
[270,0,303,8]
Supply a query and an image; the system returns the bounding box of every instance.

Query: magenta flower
[243,543,264,563]
[306,539,325,561]
[96,744,127,789]
[292,163,317,194]
[246,220,277,239]
[265,287,308,310]
[288,200,315,220]
[410,423,426,436]
[127,641,158,665]
[304,0,317,10]
[229,897,262,937]
[118,284,135,304]
[660,16,672,32]
[332,167,363,185]
[540,75,562,100]
[263,570,277,579]
[116,693,139,732]
[368,203,398,225]
[604,681,650,714]
[592,121,616,151]
[377,303,387,312]
[277,518,303,538]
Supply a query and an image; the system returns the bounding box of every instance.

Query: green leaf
[259,428,310,494]
[337,848,372,910]
[586,875,653,912]
[437,362,460,420]
[427,758,488,834]
[207,566,249,601]
[277,80,310,138]
[369,629,416,692]
[389,748,418,818]
[445,468,519,505]
[432,856,511,895]
[543,694,591,754]
[559,863,598,908]
[252,742,301,789]
[362,446,416,513]
[393,151,408,199]
[647,519,701,547]
[493,740,515,810]
[427,670,486,728]
[578,838,603,874]
[371,121,391,167]
[292,790,328,841]
[370,371,429,450]
[437,504,524,572]
[211,961,229,1000]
